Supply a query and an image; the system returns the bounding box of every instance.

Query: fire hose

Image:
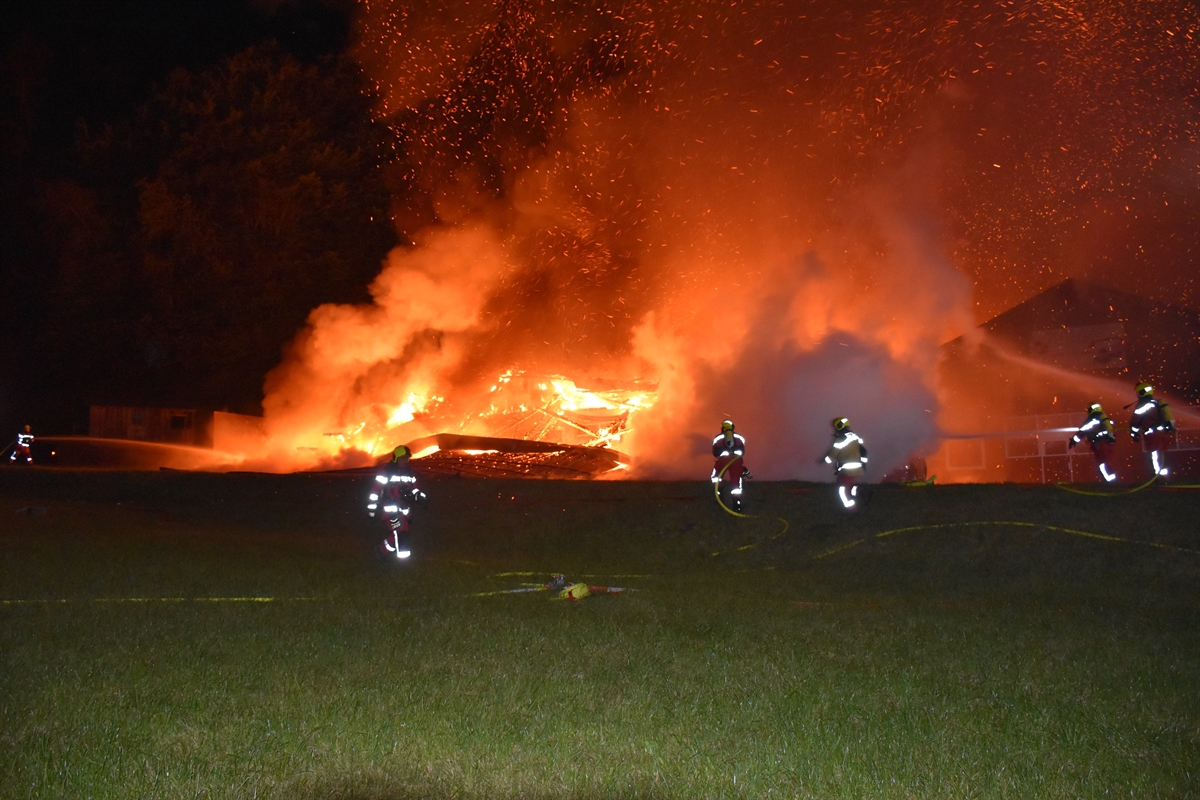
[470,573,636,599]
[813,520,1200,560]
[710,457,790,557]
[1056,477,1200,495]
[1054,475,1158,497]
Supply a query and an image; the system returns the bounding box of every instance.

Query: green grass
[1,470,1198,798]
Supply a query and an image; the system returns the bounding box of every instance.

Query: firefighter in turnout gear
[1129,382,1175,478]
[711,419,752,512]
[9,425,33,465]
[824,417,867,509]
[1069,402,1118,483]
[367,445,426,560]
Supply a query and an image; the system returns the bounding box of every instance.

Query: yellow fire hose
[0,596,317,605]
[1058,480,1200,493]
[814,520,1200,560]
[710,457,791,556]
[1055,475,1158,496]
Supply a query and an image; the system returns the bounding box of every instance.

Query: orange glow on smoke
[215,1,1197,478]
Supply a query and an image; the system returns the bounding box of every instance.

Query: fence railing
[940,407,1198,483]
[1001,413,1089,484]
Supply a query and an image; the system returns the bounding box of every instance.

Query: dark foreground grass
[1,470,1198,799]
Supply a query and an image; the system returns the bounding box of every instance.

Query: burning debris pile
[406,433,628,479]
[316,371,652,477]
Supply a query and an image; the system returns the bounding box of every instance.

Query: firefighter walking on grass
[1069,402,1118,483]
[367,445,426,560]
[1129,382,1175,478]
[711,419,752,512]
[824,417,867,509]
[8,425,33,465]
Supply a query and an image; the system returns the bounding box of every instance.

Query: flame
[387,392,441,427]
[312,369,656,459]
[548,379,649,415]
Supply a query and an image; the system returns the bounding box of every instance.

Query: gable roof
[982,278,1196,343]
[956,278,1200,401]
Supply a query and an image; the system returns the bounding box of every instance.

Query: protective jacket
[1130,398,1175,440]
[712,432,746,460]
[367,459,424,520]
[825,430,868,477]
[711,432,748,483]
[1072,410,1116,447]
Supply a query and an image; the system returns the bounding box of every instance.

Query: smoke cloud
[250,0,1194,476]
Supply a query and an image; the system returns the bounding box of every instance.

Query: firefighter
[711,419,752,511]
[9,425,33,465]
[367,445,426,560]
[1129,382,1175,478]
[1069,402,1118,483]
[824,417,867,509]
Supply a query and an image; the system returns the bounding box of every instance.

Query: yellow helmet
[833,417,849,431]
[721,419,734,431]
[391,445,410,460]
[1135,382,1154,398]
[1088,402,1103,413]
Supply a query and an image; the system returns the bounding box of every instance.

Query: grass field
[1,469,1198,799]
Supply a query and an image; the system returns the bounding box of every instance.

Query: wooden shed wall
[88,406,213,446]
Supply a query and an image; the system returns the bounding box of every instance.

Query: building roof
[970,278,1200,401]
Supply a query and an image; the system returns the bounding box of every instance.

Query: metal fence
[939,407,1199,484]
[1002,412,1090,484]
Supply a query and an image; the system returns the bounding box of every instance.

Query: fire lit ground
[2,470,1199,798]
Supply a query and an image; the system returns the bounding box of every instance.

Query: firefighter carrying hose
[1069,402,1118,483]
[367,445,426,560]
[8,425,33,465]
[711,419,752,512]
[1129,382,1175,478]
[824,417,867,509]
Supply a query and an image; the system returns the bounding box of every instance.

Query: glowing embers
[407,434,628,479]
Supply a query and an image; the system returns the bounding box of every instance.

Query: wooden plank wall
[88,406,213,446]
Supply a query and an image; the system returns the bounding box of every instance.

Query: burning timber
[406,433,628,479]
[316,371,655,467]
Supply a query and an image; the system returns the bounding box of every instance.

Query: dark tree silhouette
[33,44,395,417]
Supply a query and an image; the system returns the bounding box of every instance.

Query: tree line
[1,43,395,431]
